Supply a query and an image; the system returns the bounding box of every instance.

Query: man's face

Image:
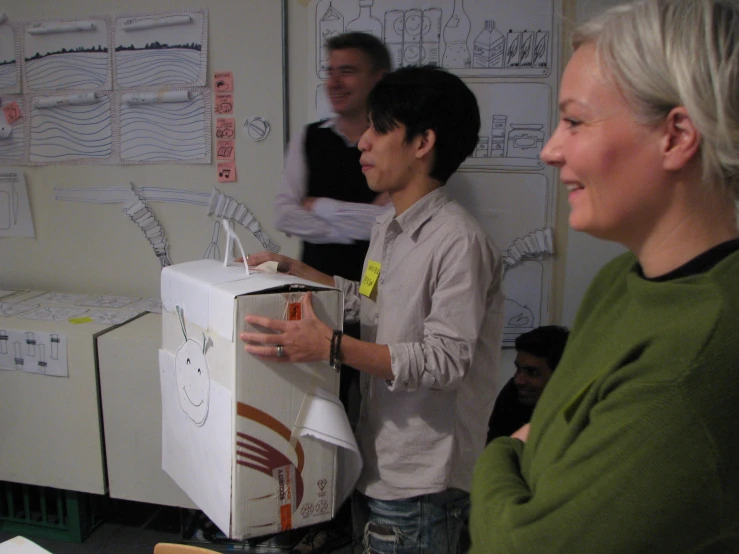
[326,48,383,118]
[358,122,421,195]
[513,351,553,407]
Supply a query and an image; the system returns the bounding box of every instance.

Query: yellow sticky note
[359,260,381,298]
[69,317,93,324]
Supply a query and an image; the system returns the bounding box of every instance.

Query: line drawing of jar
[346,0,383,41]
[519,30,535,67]
[421,8,442,65]
[37,344,47,374]
[473,20,505,69]
[490,114,507,157]
[318,2,344,79]
[533,29,549,67]
[402,9,423,66]
[0,329,7,354]
[442,0,471,68]
[506,124,545,159]
[506,30,521,68]
[384,10,405,67]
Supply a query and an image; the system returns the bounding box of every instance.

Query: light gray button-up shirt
[335,188,504,500]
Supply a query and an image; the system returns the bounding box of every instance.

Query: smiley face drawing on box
[175,306,211,426]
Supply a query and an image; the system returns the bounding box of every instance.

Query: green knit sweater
[470,251,739,553]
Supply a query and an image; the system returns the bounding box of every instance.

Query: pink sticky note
[3,101,21,124]
[216,139,235,160]
[218,162,237,182]
[215,94,233,115]
[215,118,235,139]
[214,71,234,93]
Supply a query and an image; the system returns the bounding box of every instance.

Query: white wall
[0,0,290,299]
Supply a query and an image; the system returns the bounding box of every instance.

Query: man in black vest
[275,32,391,411]
[272,32,391,553]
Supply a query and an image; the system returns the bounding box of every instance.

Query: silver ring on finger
[276,345,285,358]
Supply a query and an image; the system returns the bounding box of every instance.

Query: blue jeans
[352,489,470,554]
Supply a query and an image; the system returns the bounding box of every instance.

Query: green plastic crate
[0,482,101,543]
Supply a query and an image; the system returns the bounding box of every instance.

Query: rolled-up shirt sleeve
[385,232,496,392]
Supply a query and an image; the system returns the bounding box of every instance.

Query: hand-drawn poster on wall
[313,0,553,78]
[0,25,20,94]
[23,17,111,91]
[307,0,561,344]
[113,10,208,88]
[119,87,211,164]
[29,91,113,163]
[446,172,551,346]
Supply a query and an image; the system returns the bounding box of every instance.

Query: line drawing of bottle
[26,331,36,357]
[506,30,521,68]
[442,0,471,69]
[421,8,442,66]
[384,10,405,68]
[13,341,23,370]
[346,0,382,41]
[491,115,507,157]
[533,30,549,67]
[474,136,490,158]
[519,30,535,67]
[402,9,423,66]
[0,329,7,354]
[37,344,47,374]
[318,2,345,79]
[50,334,60,360]
[473,20,505,69]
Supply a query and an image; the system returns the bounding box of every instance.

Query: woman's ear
[661,106,701,171]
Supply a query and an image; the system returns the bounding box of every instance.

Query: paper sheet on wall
[160,348,232,535]
[0,328,68,377]
[23,17,111,91]
[0,172,35,238]
[114,10,208,87]
[29,93,113,163]
[0,26,20,94]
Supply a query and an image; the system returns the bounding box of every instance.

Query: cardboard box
[160,260,359,539]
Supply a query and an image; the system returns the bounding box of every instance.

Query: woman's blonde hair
[574,0,739,197]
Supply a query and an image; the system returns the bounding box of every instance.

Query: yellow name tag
[359,260,381,298]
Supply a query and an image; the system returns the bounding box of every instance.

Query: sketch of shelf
[463,82,551,171]
[314,0,553,78]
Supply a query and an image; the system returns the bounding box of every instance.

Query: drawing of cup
[0,330,7,354]
[50,334,59,360]
[26,331,36,357]
[37,344,47,374]
[13,341,23,370]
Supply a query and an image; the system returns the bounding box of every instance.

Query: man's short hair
[515,326,570,372]
[366,66,480,184]
[326,32,391,73]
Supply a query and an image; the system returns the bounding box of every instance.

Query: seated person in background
[487,325,569,442]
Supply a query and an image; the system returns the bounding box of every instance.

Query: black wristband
[330,329,343,372]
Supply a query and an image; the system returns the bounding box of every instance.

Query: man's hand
[511,423,530,443]
[240,252,335,287]
[240,292,333,363]
[301,197,317,211]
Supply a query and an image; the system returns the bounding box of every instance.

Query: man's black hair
[326,32,392,73]
[366,65,480,183]
[515,325,570,372]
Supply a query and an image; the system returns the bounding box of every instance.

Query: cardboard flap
[162,260,338,342]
